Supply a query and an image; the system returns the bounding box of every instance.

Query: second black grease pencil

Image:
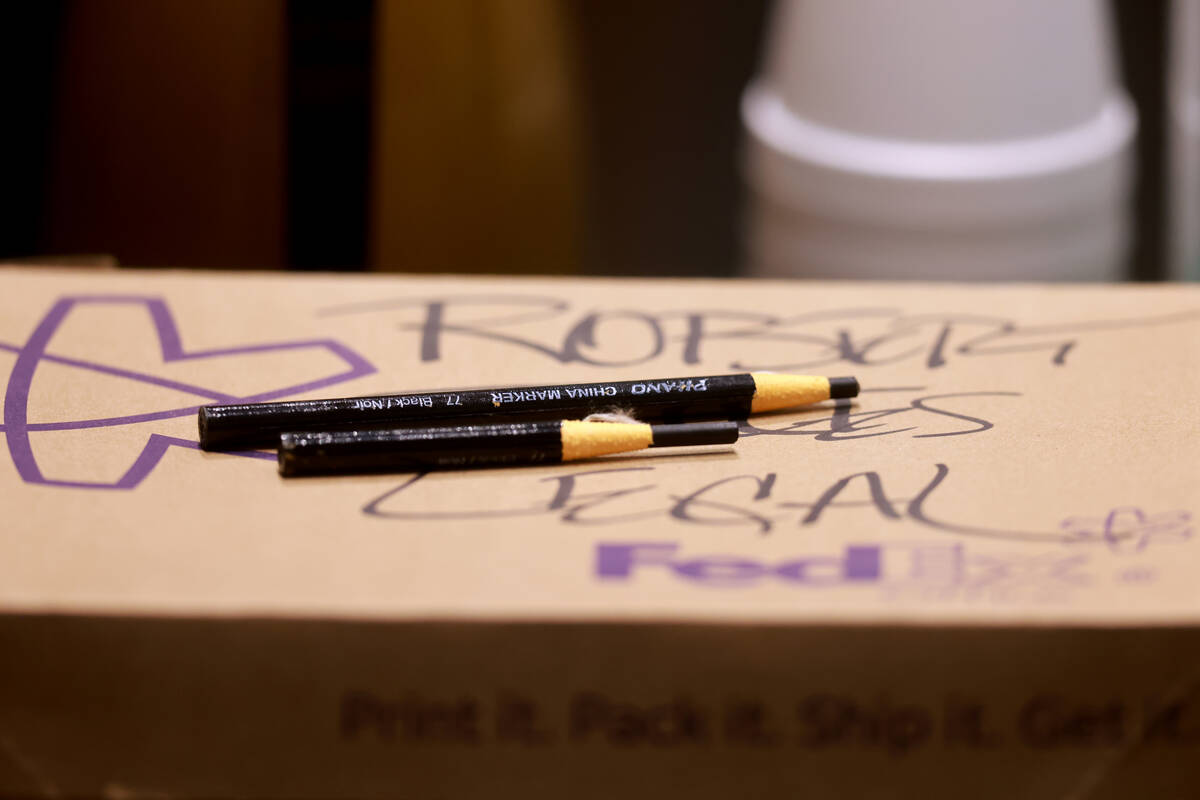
[277,420,739,477]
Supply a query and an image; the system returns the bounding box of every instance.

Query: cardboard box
[1,266,1198,798]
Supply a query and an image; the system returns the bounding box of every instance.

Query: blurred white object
[1169,0,1200,281]
[741,0,1137,280]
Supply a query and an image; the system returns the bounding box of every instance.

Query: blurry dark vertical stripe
[0,3,64,259]
[1114,0,1168,281]
[570,1,769,277]
[286,1,375,271]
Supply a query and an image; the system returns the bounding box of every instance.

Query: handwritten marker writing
[277,420,739,477]
[199,373,859,451]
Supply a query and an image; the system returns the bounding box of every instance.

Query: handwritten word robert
[317,294,1199,371]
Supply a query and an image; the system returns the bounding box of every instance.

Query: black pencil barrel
[201,374,758,450]
[277,420,738,477]
[279,422,565,476]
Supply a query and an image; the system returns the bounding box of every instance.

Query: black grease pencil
[277,420,739,477]
[200,372,858,451]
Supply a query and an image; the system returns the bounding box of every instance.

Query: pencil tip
[828,377,859,399]
[650,421,740,447]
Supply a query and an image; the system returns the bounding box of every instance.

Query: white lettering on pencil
[488,389,563,405]
[356,395,433,410]
[630,379,709,396]
[563,386,617,399]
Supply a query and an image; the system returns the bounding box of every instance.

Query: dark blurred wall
[39,0,286,268]
[0,0,1173,279]
[0,5,64,261]
[571,1,769,276]
[1114,0,1169,280]
[288,1,373,270]
[369,0,582,274]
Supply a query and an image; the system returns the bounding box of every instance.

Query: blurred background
[0,0,1195,280]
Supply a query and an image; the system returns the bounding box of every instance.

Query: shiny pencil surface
[277,420,739,476]
[201,373,858,451]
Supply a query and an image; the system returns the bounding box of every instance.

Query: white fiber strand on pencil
[582,411,641,424]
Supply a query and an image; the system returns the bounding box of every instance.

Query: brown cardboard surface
[1,266,1198,798]
[2,266,1197,624]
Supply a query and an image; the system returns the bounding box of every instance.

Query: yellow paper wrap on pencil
[749,374,833,413]
[560,420,654,461]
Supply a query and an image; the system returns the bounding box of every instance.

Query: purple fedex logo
[597,542,884,587]
[595,541,1099,603]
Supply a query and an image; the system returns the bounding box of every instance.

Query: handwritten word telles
[741,390,1019,441]
[317,294,1200,371]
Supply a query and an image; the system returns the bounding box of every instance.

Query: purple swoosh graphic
[2,295,375,489]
